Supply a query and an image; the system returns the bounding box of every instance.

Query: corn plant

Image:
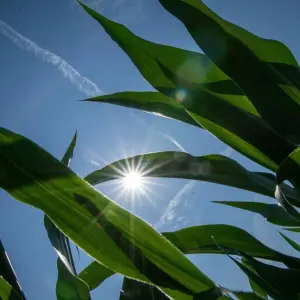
[1,0,300,299]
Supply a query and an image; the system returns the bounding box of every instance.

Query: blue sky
[1,0,300,299]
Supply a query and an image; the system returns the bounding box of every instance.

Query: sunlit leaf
[85,91,200,128]
[159,0,300,144]
[85,151,300,206]
[0,127,215,299]
[56,259,90,300]
[78,261,114,291]
[214,201,300,227]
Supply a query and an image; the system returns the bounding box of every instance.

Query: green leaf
[78,261,114,291]
[85,91,201,128]
[241,259,268,299]
[162,224,300,268]
[85,151,300,206]
[56,259,90,300]
[0,128,215,299]
[240,253,300,299]
[279,232,300,253]
[79,2,296,171]
[284,227,300,232]
[159,0,300,144]
[214,201,300,227]
[232,291,266,300]
[0,241,25,299]
[119,277,170,300]
[0,276,23,300]
[62,131,77,167]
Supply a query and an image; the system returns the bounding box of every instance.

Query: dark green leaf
[56,259,90,300]
[0,241,25,299]
[80,2,296,171]
[0,127,215,299]
[85,91,200,128]
[0,276,23,300]
[241,253,300,299]
[229,256,283,300]
[78,261,114,291]
[279,232,300,253]
[85,151,300,206]
[214,201,300,227]
[162,224,300,269]
[232,291,266,300]
[241,259,268,299]
[284,227,300,232]
[119,277,170,300]
[159,0,300,144]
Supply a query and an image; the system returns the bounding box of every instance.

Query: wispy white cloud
[0,20,102,96]
[155,180,195,230]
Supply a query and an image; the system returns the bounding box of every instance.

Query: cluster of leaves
[1,0,300,299]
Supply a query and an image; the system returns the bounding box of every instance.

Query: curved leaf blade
[279,232,300,253]
[0,128,215,299]
[159,0,300,144]
[85,91,201,128]
[214,201,300,227]
[84,151,300,206]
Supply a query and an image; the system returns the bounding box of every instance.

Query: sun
[123,171,143,190]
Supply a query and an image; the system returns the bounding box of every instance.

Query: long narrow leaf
[214,201,300,227]
[0,128,215,299]
[84,151,300,207]
[159,0,300,144]
[279,232,300,253]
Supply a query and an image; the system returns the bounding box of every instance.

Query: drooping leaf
[0,128,215,299]
[85,151,300,206]
[241,259,268,299]
[279,232,300,253]
[240,253,300,299]
[0,276,23,300]
[162,224,300,269]
[214,201,300,227]
[229,257,279,300]
[80,2,296,172]
[78,261,114,291]
[284,227,300,232]
[159,0,300,144]
[56,259,90,300]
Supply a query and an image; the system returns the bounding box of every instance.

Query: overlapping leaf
[78,261,114,291]
[80,2,296,171]
[159,0,300,145]
[279,232,300,253]
[0,276,23,300]
[85,151,300,206]
[0,127,216,299]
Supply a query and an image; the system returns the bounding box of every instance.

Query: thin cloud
[0,20,102,96]
[155,180,195,230]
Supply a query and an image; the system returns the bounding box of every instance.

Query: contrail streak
[0,20,102,96]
